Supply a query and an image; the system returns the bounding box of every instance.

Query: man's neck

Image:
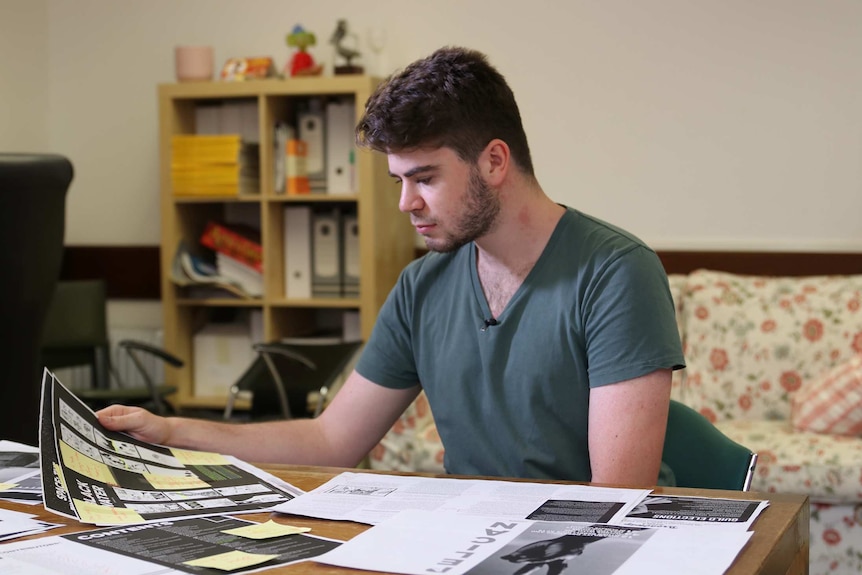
[475,186,565,275]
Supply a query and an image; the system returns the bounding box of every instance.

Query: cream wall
[0,0,49,152]
[3,0,862,253]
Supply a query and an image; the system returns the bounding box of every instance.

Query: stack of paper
[171,135,259,196]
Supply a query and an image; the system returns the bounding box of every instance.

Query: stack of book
[171,135,259,196]
[199,221,263,297]
[170,241,251,299]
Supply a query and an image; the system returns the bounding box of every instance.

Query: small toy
[330,19,363,75]
[220,57,275,81]
[286,24,323,77]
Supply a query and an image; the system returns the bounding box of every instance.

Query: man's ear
[479,139,510,186]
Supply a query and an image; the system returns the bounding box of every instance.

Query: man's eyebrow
[389,164,437,179]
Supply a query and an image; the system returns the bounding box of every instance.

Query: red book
[200,221,263,273]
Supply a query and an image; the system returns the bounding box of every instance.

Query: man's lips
[413,222,435,234]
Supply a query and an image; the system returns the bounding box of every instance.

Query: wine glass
[367,27,388,76]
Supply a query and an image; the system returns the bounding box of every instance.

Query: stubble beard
[424,168,501,253]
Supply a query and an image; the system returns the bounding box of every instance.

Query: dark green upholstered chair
[663,399,757,491]
[41,279,181,415]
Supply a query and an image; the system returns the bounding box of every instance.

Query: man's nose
[398,182,423,213]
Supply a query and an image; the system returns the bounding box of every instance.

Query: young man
[99,46,684,487]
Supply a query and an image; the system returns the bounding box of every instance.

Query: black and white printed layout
[64,515,342,575]
[0,441,42,505]
[317,510,754,575]
[39,369,302,525]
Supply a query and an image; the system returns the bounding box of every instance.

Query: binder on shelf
[194,103,221,135]
[311,208,343,297]
[298,102,326,183]
[283,205,313,299]
[238,100,260,143]
[341,212,360,297]
[325,99,355,195]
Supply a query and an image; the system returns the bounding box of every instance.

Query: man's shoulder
[557,208,659,272]
[562,208,651,250]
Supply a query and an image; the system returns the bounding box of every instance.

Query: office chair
[663,399,758,491]
[41,279,181,415]
[224,340,363,421]
[0,153,72,444]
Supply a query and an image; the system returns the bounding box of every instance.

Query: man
[99,46,684,487]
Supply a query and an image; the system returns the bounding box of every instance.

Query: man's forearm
[163,416,358,466]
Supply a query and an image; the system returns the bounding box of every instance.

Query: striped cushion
[791,355,862,436]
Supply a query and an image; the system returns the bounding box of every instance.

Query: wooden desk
[2,464,809,575]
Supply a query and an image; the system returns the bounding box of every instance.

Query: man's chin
[424,236,467,254]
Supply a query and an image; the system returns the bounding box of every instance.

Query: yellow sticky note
[0,483,16,491]
[171,448,229,466]
[60,441,115,484]
[74,499,144,525]
[184,550,277,571]
[144,472,209,490]
[223,520,311,540]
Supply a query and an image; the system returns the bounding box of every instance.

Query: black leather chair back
[0,154,72,444]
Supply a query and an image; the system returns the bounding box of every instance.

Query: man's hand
[97,405,172,446]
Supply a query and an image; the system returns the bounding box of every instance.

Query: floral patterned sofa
[367,268,862,575]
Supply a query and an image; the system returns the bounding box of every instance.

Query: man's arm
[98,371,420,467]
[587,368,672,486]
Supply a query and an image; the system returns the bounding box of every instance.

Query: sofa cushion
[368,391,445,474]
[717,419,862,502]
[791,354,862,437]
[680,270,862,422]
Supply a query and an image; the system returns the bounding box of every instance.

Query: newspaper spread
[39,369,302,525]
[273,471,651,526]
[0,515,342,575]
[317,509,754,575]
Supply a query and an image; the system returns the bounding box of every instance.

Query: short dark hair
[356,46,535,176]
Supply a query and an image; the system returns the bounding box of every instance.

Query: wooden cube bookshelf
[158,77,415,410]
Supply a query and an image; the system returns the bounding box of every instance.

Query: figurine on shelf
[285,24,323,77]
[330,19,364,75]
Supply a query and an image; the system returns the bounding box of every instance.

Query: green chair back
[663,399,757,491]
[41,279,111,390]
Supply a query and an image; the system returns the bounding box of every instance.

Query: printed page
[0,439,42,504]
[318,509,752,575]
[0,534,178,575]
[273,471,650,525]
[39,369,303,525]
[620,494,769,530]
[65,515,342,575]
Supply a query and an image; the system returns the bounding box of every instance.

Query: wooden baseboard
[414,248,861,277]
[60,246,160,300]
[63,245,861,301]
[656,251,862,276]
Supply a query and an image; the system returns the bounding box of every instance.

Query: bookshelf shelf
[173,195,262,204]
[158,77,415,410]
[175,298,263,307]
[269,298,361,309]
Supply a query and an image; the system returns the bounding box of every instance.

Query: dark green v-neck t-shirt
[356,207,684,481]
